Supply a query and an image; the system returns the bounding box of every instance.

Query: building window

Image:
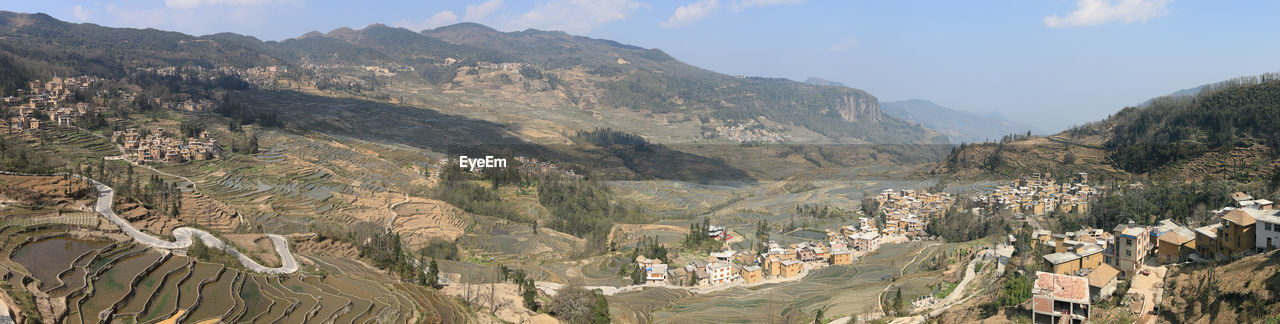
[1126,250,1131,257]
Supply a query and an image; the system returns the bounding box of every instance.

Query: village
[973,172,1097,217]
[1011,178,1278,323]
[112,128,220,164]
[3,75,228,165]
[3,75,102,131]
[626,188,955,290]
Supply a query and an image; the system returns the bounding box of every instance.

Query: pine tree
[427,258,440,288]
[893,287,904,315]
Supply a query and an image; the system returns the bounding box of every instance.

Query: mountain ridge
[881,99,1041,144]
[0,11,944,144]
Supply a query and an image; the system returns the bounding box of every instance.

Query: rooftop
[1086,264,1119,288]
[1033,271,1090,304]
[1076,244,1103,257]
[1194,223,1223,239]
[1158,232,1191,245]
[1223,209,1257,226]
[1043,252,1081,265]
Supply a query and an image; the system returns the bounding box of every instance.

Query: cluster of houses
[1031,191,1278,323]
[4,76,102,131]
[633,217,896,287]
[147,97,218,112]
[974,172,1096,216]
[875,188,954,236]
[135,65,282,89]
[113,128,220,163]
[712,122,791,143]
[511,157,581,179]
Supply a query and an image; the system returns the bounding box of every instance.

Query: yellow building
[742,266,763,284]
[1220,209,1256,256]
[780,260,802,278]
[830,250,852,265]
[1157,232,1195,264]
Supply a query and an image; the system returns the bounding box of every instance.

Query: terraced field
[151,131,444,237]
[0,223,468,323]
[32,125,122,160]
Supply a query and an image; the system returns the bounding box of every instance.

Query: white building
[1251,208,1280,253]
[645,264,668,284]
[707,260,733,285]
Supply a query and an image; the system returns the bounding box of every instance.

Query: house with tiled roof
[1032,271,1090,324]
[1086,264,1119,302]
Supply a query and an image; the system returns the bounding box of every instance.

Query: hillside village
[1025,186,1277,323]
[628,189,953,289]
[113,128,220,163]
[974,172,1096,216]
[4,75,102,131]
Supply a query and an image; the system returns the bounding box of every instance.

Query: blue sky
[8,0,1280,132]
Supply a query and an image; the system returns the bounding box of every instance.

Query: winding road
[2,170,301,275]
[85,176,299,274]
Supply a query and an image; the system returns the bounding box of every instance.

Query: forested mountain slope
[936,72,1280,181]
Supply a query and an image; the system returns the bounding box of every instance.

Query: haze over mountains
[801,77,1042,143]
[880,99,1043,144]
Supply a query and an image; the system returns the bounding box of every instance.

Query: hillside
[881,99,1041,144]
[1159,251,1280,323]
[0,11,943,147]
[416,23,946,144]
[935,73,1280,181]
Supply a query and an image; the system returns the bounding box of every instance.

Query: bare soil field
[224,233,282,268]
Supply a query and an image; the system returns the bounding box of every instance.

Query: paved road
[44,171,299,274]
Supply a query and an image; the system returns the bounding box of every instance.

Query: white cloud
[828,36,858,53]
[730,0,803,12]
[71,5,90,22]
[661,0,802,28]
[1043,0,1171,28]
[661,0,719,28]
[397,11,459,31]
[463,0,503,22]
[508,0,643,34]
[164,0,298,10]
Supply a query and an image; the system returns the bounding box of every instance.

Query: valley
[0,6,1278,324]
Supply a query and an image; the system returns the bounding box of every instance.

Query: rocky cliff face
[836,93,884,124]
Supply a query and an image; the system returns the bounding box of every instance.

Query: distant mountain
[881,99,1041,143]
[1138,84,1206,107]
[0,11,944,144]
[417,23,945,144]
[803,77,846,87]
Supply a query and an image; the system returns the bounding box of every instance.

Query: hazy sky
[9,0,1280,132]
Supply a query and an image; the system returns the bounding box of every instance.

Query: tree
[522,279,539,311]
[1270,166,1280,194]
[997,275,1032,306]
[427,259,440,288]
[813,308,824,324]
[892,287,904,315]
[549,285,610,323]
[630,264,645,285]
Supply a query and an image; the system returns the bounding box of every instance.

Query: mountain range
[0,11,946,145]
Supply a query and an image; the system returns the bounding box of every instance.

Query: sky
[7,0,1280,132]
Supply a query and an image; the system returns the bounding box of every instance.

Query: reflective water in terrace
[11,236,109,290]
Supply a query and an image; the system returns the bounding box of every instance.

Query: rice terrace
[4,3,1280,324]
